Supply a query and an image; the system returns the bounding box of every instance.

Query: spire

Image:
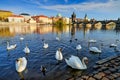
[84,14,87,19]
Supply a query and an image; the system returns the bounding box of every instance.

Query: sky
[0,0,120,20]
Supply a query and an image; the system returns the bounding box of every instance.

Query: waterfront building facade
[32,15,52,24]
[8,15,24,23]
[20,13,31,23]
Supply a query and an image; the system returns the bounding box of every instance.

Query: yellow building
[0,10,13,21]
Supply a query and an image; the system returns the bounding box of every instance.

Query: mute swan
[43,42,48,49]
[40,65,47,76]
[55,48,63,61]
[110,39,119,47]
[88,39,96,43]
[89,47,101,53]
[56,37,60,41]
[20,37,24,40]
[65,55,88,70]
[7,42,17,50]
[76,44,82,50]
[110,44,117,47]
[23,45,30,54]
[16,57,27,72]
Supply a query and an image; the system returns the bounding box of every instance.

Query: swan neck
[82,58,87,68]
[7,42,9,47]
[99,45,101,50]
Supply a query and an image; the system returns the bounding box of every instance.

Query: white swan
[110,39,119,47]
[89,47,101,53]
[56,37,60,41]
[16,57,27,72]
[7,42,17,50]
[65,55,88,70]
[88,39,96,43]
[43,42,48,49]
[20,37,24,40]
[55,48,63,61]
[23,45,30,54]
[76,44,82,50]
[110,43,117,47]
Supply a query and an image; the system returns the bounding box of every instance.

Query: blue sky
[0,0,120,20]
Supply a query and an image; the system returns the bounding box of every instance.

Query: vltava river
[0,24,120,80]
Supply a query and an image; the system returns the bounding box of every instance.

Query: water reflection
[0,23,118,38]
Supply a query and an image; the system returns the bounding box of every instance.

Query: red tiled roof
[32,15,48,18]
[9,15,23,18]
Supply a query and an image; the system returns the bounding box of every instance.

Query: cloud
[64,0,68,3]
[40,0,120,13]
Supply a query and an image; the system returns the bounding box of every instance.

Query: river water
[0,24,120,80]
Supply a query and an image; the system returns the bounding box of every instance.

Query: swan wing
[76,45,82,50]
[43,43,48,48]
[16,57,27,72]
[110,44,117,47]
[20,57,27,72]
[7,44,16,50]
[89,39,96,43]
[65,55,83,69]
[89,47,100,52]
[24,47,30,53]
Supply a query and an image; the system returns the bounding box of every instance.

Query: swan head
[26,44,28,47]
[58,48,62,51]
[83,57,88,64]
[16,58,21,65]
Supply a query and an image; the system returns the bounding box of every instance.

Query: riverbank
[0,22,53,26]
[67,55,120,80]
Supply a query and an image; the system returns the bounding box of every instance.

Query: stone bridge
[72,20,120,30]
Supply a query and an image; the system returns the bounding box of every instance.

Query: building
[32,15,52,24]
[20,13,31,23]
[71,12,76,23]
[0,10,13,21]
[84,14,90,22]
[62,17,70,24]
[28,18,36,23]
[8,15,24,23]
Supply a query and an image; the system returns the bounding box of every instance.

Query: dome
[56,13,62,18]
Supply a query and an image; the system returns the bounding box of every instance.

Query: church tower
[71,12,76,23]
[84,14,88,22]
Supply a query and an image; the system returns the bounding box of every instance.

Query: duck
[43,42,48,49]
[23,44,30,54]
[16,57,27,73]
[40,65,47,76]
[76,44,82,50]
[65,55,88,70]
[7,41,17,50]
[69,39,72,43]
[55,48,63,61]
[75,38,78,41]
[20,37,24,41]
